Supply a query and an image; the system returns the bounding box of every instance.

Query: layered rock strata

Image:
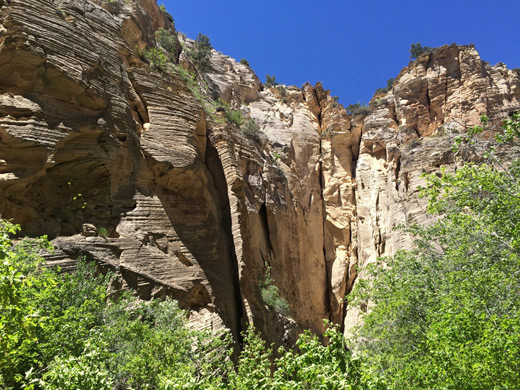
[0,0,519,344]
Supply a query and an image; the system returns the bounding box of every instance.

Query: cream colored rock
[1,0,520,346]
[344,45,520,333]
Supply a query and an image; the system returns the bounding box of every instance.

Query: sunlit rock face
[1,0,519,344]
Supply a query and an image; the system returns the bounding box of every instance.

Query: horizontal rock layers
[1,0,519,344]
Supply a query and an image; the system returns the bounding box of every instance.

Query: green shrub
[265,74,278,87]
[155,28,177,58]
[346,103,371,116]
[259,267,289,316]
[97,227,109,237]
[375,78,395,94]
[410,42,434,59]
[243,118,260,139]
[159,4,174,23]
[0,222,231,389]
[230,323,365,389]
[142,47,168,68]
[190,33,213,73]
[239,58,250,67]
[215,99,243,128]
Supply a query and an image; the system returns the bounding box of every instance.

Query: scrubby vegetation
[410,42,434,59]
[375,78,394,94]
[346,102,371,116]
[0,222,231,389]
[265,74,278,87]
[351,113,520,388]
[158,4,174,23]
[259,266,290,316]
[189,33,213,73]
[155,27,177,58]
[142,47,168,68]
[239,58,250,67]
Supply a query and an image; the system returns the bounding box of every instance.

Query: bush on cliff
[189,33,213,73]
[410,42,434,59]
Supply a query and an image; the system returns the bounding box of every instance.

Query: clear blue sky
[162,0,520,105]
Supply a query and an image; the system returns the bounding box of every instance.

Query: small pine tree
[410,42,433,59]
[265,74,278,87]
[191,33,213,73]
[239,58,250,67]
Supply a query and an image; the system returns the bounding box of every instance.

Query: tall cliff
[1,0,519,345]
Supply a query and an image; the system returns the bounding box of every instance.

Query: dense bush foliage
[265,74,278,87]
[190,33,213,73]
[155,28,177,59]
[346,102,371,116]
[0,224,230,389]
[352,113,520,389]
[142,47,168,68]
[410,42,434,59]
[259,267,290,316]
[230,323,366,390]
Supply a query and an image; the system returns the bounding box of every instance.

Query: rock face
[1,0,519,344]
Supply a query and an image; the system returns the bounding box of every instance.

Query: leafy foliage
[230,323,367,389]
[155,28,178,58]
[0,224,231,389]
[239,58,250,67]
[374,78,394,94]
[346,103,371,116]
[242,118,260,140]
[215,98,243,128]
[265,74,278,87]
[259,267,290,316]
[352,113,520,389]
[158,4,174,23]
[142,47,168,68]
[410,42,434,59]
[190,33,213,73]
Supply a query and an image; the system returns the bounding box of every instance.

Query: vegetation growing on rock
[410,42,434,59]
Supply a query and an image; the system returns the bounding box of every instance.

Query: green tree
[230,322,367,389]
[155,27,178,58]
[142,47,168,68]
[190,33,213,73]
[0,221,231,389]
[352,113,520,389]
[346,103,371,116]
[410,42,433,59]
[265,74,278,87]
[259,266,290,316]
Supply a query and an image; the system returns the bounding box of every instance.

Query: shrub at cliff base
[0,221,231,389]
[352,113,520,389]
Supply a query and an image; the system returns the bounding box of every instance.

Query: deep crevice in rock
[203,137,245,345]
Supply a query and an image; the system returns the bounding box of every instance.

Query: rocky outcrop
[345,44,520,331]
[1,0,519,345]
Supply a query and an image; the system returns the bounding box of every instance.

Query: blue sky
[162,0,520,106]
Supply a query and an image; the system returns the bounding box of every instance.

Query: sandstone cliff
[1,0,519,345]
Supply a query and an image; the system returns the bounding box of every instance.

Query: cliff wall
[1,0,519,344]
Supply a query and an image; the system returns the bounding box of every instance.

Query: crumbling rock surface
[1,0,519,344]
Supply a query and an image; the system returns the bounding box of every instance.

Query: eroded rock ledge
[0,0,519,344]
